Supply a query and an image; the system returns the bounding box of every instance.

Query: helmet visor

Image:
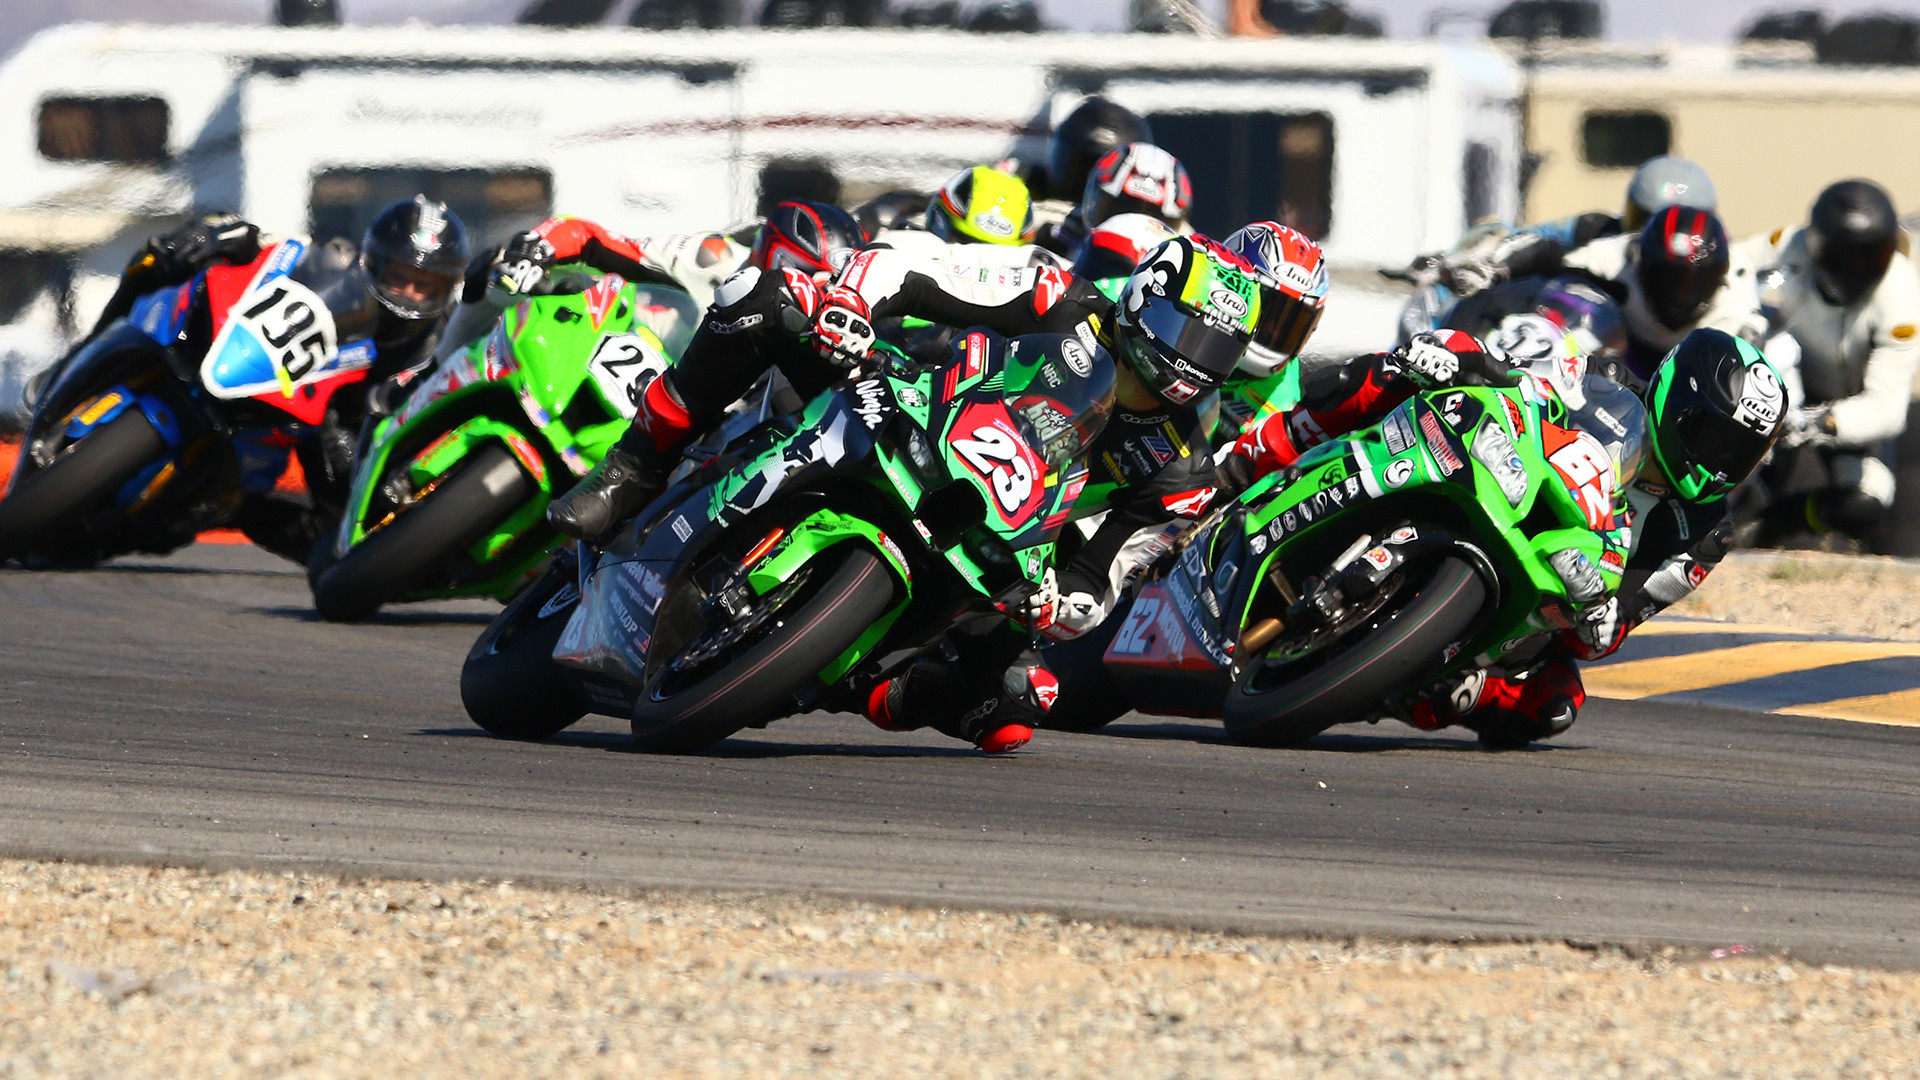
[1667,401,1774,500]
[1133,297,1247,390]
[1641,259,1724,329]
[1813,238,1895,305]
[365,250,459,320]
[1250,289,1322,362]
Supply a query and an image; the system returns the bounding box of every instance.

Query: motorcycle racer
[545,235,1261,751]
[1405,156,1719,299]
[1742,179,1920,546]
[35,200,471,563]
[1219,327,1785,747]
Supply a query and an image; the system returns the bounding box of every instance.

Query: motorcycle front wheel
[311,444,532,622]
[629,544,894,754]
[1223,555,1486,748]
[461,562,588,740]
[0,407,164,562]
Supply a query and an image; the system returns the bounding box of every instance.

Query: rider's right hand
[486,230,556,303]
[809,285,877,371]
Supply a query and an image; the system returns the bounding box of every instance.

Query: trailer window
[1580,111,1670,169]
[37,97,169,164]
[1143,111,1333,241]
[309,167,554,248]
[1463,141,1499,225]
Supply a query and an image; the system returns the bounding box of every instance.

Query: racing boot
[547,375,695,542]
[864,652,1056,754]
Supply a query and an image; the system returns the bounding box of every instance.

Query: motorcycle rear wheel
[630,545,894,754]
[312,444,532,622]
[461,563,587,739]
[1223,555,1485,748]
[0,407,163,562]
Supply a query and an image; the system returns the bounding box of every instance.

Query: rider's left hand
[810,286,876,371]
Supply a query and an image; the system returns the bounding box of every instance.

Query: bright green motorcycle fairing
[333,279,695,601]
[1232,372,1638,676]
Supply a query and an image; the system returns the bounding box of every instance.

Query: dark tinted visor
[1251,288,1322,360]
[1671,402,1773,484]
[1815,239,1895,303]
[1136,298,1247,388]
[1642,259,1724,328]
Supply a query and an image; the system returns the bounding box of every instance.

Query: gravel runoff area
[4,861,1919,1080]
[1671,548,1920,641]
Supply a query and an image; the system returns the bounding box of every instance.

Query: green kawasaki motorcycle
[1044,358,1642,747]
[309,276,702,621]
[460,328,1113,751]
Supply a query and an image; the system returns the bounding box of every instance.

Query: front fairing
[1236,381,1630,672]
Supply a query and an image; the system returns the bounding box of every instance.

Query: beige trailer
[1518,42,1920,237]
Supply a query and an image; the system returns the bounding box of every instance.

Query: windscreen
[1002,334,1116,468]
[289,240,380,345]
[1563,374,1648,491]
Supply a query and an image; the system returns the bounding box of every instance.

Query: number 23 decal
[948,402,1046,524]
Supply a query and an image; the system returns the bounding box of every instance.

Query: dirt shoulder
[1669,549,1920,641]
[4,860,1917,1079]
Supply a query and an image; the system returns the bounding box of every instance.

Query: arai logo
[1208,286,1249,321]
[1060,339,1093,377]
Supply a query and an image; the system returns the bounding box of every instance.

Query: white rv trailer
[0,23,1520,396]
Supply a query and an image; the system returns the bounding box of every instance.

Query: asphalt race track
[4,545,1918,966]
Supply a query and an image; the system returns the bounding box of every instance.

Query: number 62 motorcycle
[1044,359,1644,747]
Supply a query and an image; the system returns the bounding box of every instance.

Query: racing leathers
[1742,227,1920,542]
[550,244,1216,748]
[1223,330,1728,746]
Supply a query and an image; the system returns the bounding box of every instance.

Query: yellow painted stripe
[1776,688,1920,728]
[1625,619,1823,638]
[1585,640,1920,700]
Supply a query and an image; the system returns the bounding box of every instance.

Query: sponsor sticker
[1382,409,1418,455]
[1060,338,1093,377]
[671,515,693,542]
[1384,458,1415,488]
[1419,411,1465,475]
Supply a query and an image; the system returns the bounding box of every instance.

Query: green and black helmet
[1643,328,1786,502]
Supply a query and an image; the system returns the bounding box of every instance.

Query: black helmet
[750,200,865,275]
[1807,179,1899,306]
[1643,328,1785,503]
[1114,237,1260,406]
[361,195,468,321]
[1080,142,1192,232]
[851,189,930,238]
[1046,97,1152,204]
[1635,206,1730,331]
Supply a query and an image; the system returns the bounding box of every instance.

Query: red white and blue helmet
[1079,143,1193,231]
[1219,221,1328,377]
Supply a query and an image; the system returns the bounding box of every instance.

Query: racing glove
[1388,329,1521,391]
[143,213,260,277]
[1781,404,1838,449]
[810,285,876,371]
[487,230,557,303]
[1002,568,1106,643]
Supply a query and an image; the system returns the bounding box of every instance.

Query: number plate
[586,333,671,420]
[202,272,347,400]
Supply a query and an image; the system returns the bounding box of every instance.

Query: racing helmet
[1624,156,1717,233]
[1807,179,1899,306]
[1487,277,1628,369]
[1635,206,1730,331]
[1643,328,1786,502]
[1079,143,1192,231]
[1219,221,1328,377]
[925,166,1037,246]
[851,189,931,238]
[750,201,866,276]
[1046,97,1153,204]
[360,195,469,321]
[1070,212,1179,286]
[1113,236,1259,406]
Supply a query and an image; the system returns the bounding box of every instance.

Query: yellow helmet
[925,165,1037,246]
